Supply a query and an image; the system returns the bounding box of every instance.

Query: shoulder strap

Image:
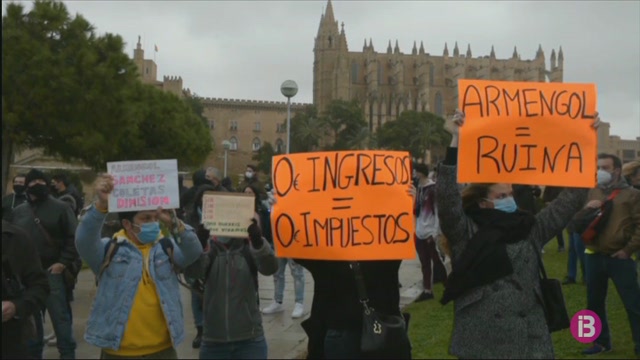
[606,189,622,201]
[349,261,370,305]
[528,239,548,280]
[27,205,56,247]
[159,237,179,274]
[96,238,120,285]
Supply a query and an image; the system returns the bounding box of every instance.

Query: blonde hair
[622,161,640,178]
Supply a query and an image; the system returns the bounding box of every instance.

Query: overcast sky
[4,0,639,138]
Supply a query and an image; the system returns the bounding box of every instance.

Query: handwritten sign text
[270,151,416,261]
[458,79,597,187]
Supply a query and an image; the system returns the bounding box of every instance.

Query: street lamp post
[280,80,298,154]
[222,140,231,178]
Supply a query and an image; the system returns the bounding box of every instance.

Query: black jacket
[8,196,78,269]
[295,259,404,358]
[2,221,50,358]
[1,193,28,221]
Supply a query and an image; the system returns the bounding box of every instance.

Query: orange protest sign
[457,79,598,188]
[270,151,416,261]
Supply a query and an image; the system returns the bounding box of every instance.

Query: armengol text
[456,79,597,187]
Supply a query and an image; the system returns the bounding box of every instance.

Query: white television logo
[578,315,596,338]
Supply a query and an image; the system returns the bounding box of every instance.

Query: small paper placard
[201,191,255,238]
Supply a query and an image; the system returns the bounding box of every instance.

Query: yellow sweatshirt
[103,231,172,356]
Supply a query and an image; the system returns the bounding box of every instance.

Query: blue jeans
[43,273,76,359]
[191,290,204,328]
[273,258,304,304]
[27,310,44,359]
[567,232,586,281]
[585,253,640,355]
[199,336,267,359]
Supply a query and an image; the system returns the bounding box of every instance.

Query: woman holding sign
[436,110,600,359]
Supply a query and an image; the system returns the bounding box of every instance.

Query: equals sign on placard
[515,127,531,137]
[332,197,354,210]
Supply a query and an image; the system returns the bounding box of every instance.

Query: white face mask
[245,171,253,179]
[597,169,612,186]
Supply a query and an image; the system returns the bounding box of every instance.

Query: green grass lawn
[405,239,637,359]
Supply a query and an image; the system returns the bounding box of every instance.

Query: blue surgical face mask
[597,169,612,186]
[134,221,161,244]
[491,197,518,213]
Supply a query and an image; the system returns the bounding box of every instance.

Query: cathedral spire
[412,41,417,55]
[466,44,472,58]
[363,38,367,51]
[394,39,400,54]
[558,46,564,61]
[419,41,425,55]
[550,48,557,68]
[490,45,495,58]
[387,40,392,54]
[443,42,449,57]
[536,44,544,59]
[324,0,335,24]
[369,38,373,51]
[453,41,459,57]
[512,46,518,59]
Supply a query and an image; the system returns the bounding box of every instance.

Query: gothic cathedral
[313,0,565,132]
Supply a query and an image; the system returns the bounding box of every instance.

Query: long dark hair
[242,184,263,213]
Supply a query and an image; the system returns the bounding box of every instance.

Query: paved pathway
[43,258,423,359]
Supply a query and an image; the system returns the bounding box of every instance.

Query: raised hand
[408,184,417,199]
[248,219,263,249]
[94,174,114,211]
[592,111,601,129]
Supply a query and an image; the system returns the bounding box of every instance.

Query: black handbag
[350,262,408,354]
[530,241,570,332]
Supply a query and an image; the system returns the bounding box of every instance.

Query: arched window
[435,92,443,116]
[351,61,359,84]
[252,138,261,152]
[429,63,435,86]
[328,36,333,48]
[229,137,238,151]
[275,139,284,153]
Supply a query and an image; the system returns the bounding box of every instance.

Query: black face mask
[13,184,25,194]
[27,184,50,200]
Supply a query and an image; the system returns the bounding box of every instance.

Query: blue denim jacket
[75,206,203,350]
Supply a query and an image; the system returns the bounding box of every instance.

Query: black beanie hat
[25,169,49,185]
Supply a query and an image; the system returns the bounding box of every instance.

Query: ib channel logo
[570,310,602,343]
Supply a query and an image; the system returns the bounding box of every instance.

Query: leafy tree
[2,0,140,193]
[113,82,212,167]
[320,100,368,150]
[285,105,324,153]
[2,0,212,194]
[185,94,208,127]
[252,141,276,175]
[376,110,451,161]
